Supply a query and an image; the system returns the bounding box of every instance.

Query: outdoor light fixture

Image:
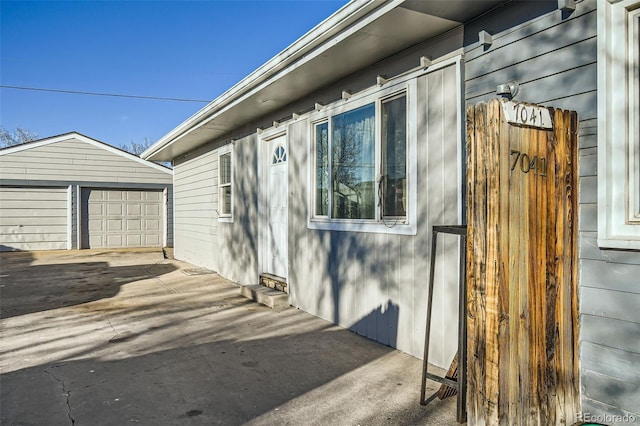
[496,81,519,99]
[342,90,352,100]
[558,0,576,12]
[315,102,324,112]
[479,30,493,48]
[420,56,432,69]
[377,75,388,86]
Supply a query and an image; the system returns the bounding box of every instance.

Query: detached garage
[0,132,173,252]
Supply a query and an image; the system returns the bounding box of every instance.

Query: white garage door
[0,187,68,251]
[83,189,163,248]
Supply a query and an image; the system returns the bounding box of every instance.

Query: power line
[0,84,211,103]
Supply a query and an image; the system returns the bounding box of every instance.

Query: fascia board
[142,0,400,160]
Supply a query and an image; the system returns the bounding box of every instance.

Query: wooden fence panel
[466,99,579,425]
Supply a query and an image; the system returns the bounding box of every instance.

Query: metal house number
[510,150,547,176]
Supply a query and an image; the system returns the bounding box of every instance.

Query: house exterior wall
[173,136,259,283]
[0,136,174,249]
[171,57,464,366]
[173,146,218,270]
[287,64,462,366]
[463,0,640,419]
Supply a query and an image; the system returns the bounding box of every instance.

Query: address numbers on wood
[510,150,547,176]
[502,101,553,129]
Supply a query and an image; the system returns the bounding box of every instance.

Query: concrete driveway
[0,250,457,425]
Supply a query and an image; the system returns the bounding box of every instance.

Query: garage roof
[2,132,172,174]
[142,0,504,162]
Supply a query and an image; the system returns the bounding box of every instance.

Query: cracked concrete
[0,249,458,425]
[44,368,76,426]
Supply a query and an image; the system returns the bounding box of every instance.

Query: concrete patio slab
[0,250,458,425]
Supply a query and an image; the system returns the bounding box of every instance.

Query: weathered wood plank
[484,99,501,423]
[467,99,579,425]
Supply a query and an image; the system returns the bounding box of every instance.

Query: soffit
[146,1,503,161]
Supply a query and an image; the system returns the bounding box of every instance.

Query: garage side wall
[463,0,640,418]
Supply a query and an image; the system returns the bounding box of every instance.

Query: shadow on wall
[219,136,260,284]
[0,256,176,318]
[350,301,400,348]
[0,245,24,252]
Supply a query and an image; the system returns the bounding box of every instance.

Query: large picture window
[311,87,413,233]
[331,103,376,220]
[598,0,640,249]
[315,122,329,217]
[630,9,640,221]
[381,94,407,218]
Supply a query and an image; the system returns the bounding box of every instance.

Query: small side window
[218,145,233,221]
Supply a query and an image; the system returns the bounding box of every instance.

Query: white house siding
[173,137,260,283]
[0,135,173,250]
[463,0,640,419]
[288,64,461,367]
[219,136,260,285]
[173,147,218,271]
[0,186,68,251]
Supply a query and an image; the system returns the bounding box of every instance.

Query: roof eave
[142,0,390,161]
[142,0,505,162]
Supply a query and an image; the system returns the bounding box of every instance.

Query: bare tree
[0,127,38,148]
[119,137,154,156]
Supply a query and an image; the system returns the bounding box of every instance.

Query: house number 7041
[510,150,547,176]
[501,101,553,129]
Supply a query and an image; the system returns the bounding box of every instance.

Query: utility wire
[0,84,211,103]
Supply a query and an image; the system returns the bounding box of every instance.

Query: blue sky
[0,0,348,147]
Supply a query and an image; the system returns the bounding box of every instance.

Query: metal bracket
[420,224,468,424]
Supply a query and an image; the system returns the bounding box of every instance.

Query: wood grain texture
[466,99,579,425]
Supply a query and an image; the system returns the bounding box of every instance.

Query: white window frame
[598,0,640,249]
[218,143,233,223]
[629,8,640,221]
[307,77,418,235]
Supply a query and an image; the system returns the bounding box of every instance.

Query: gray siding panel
[216,134,259,285]
[0,187,68,251]
[465,0,640,418]
[580,260,640,293]
[173,149,217,271]
[581,398,640,425]
[580,286,640,323]
[581,370,640,419]
[288,64,461,367]
[581,314,640,355]
[173,136,259,281]
[464,1,597,121]
[0,139,173,186]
